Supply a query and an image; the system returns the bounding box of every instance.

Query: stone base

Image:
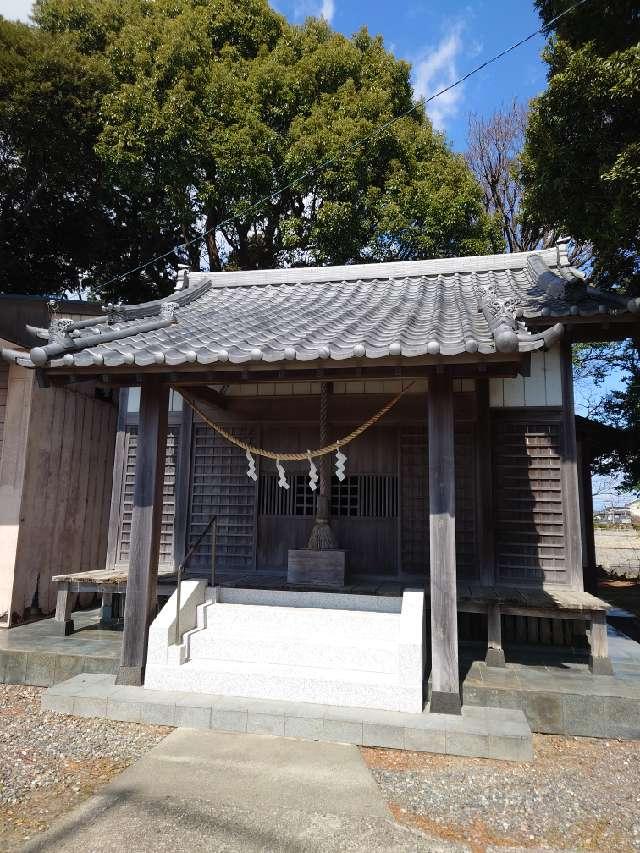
[589,655,614,675]
[115,665,144,686]
[485,647,506,668]
[53,619,74,636]
[287,549,346,586]
[43,674,533,761]
[429,690,462,715]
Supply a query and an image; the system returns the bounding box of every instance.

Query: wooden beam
[105,388,129,570]
[559,340,584,590]
[427,371,461,714]
[181,385,228,410]
[475,379,495,587]
[116,379,169,686]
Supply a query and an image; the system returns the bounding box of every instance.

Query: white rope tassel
[307,450,318,491]
[276,457,290,490]
[335,443,346,482]
[245,449,257,481]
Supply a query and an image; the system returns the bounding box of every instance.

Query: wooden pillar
[428,371,461,714]
[475,378,495,587]
[485,603,505,667]
[560,340,584,590]
[589,610,613,675]
[53,582,74,635]
[116,380,169,686]
[581,444,598,594]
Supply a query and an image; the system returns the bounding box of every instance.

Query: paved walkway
[21,729,456,852]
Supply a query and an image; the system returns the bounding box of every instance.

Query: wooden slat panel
[492,414,567,584]
[0,362,8,461]
[116,424,179,566]
[188,419,257,573]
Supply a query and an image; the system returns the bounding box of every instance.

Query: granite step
[187,633,398,674]
[146,657,419,712]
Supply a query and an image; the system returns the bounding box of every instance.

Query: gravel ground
[362,735,640,852]
[0,684,170,851]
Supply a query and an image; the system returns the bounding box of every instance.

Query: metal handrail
[175,514,217,645]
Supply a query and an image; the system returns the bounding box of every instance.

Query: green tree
[0,15,184,301]
[522,0,640,495]
[4,0,499,302]
[522,0,640,292]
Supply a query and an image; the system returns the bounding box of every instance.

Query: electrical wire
[98,0,595,290]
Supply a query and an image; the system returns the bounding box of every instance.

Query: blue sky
[2,0,549,150]
[275,0,548,151]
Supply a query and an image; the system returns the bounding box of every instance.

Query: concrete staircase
[145,584,425,713]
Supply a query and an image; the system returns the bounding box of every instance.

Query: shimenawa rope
[178,382,414,461]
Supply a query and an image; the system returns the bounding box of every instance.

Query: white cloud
[413,23,465,132]
[293,0,335,23]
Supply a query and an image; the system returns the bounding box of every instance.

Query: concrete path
[22,729,458,852]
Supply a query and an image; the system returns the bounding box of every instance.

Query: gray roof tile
[4,246,639,370]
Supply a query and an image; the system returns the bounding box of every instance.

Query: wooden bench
[52,567,178,636]
[454,585,613,675]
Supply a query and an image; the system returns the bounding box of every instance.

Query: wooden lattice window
[258,473,397,518]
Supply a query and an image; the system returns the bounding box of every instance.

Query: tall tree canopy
[0,0,500,302]
[522,0,640,493]
[522,0,640,292]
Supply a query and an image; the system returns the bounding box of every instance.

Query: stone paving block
[53,654,85,684]
[403,727,446,753]
[142,701,176,726]
[525,692,563,734]
[0,652,7,682]
[604,696,640,739]
[362,723,404,749]
[107,698,143,723]
[322,718,363,745]
[25,653,56,687]
[41,691,75,714]
[466,686,524,711]
[4,651,27,684]
[488,735,533,762]
[562,695,607,737]
[73,696,108,718]
[284,715,324,740]
[445,731,490,758]
[82,656,118,676]
[247,712,285,737]
[211,707,248,733]
[175,704,212,729]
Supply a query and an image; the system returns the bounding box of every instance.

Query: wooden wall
[108,381,579,589]
[7,381,117,622]
[490,347,562,408]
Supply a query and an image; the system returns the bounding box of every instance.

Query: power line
[99,0,595,290]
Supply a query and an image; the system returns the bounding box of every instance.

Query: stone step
[198,601,400,643]
[187,633,398,674]
[145,657,422,713]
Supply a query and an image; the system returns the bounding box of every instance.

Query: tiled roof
[3,244,639,370]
